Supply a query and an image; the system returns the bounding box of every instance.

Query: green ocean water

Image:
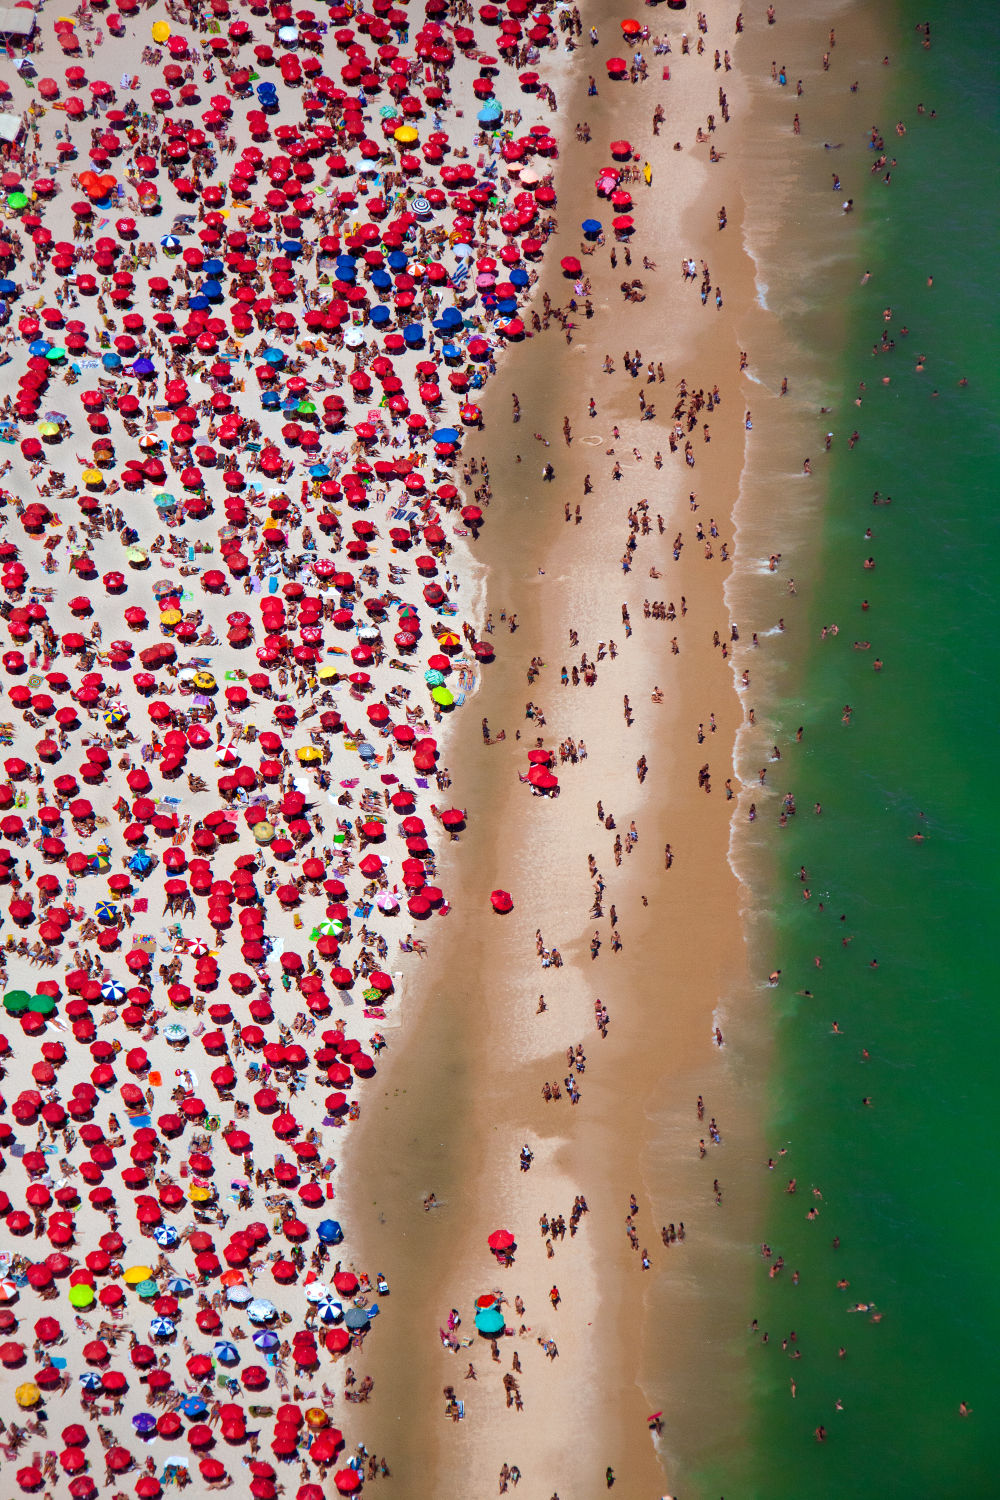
[703,5,1000,1496]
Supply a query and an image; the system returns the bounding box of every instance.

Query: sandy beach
[344,2,771,1493]
[0,1,607,1496]
[0,0,913,1495]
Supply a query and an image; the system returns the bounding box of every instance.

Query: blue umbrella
[252,1329,279,1351]
[474,1306,505,1336]
[402,323,424,344]
[280,240,302,257]
[79,1372,103,1391]
[317,1219,343,1245]
[132,1412,157,1435]
[187,295,210,311]
[370,268,391,290]
[95,902,119,924]
[0,279,17,294]
[159,235,181,250]
[180,1395,207,1418]
[202,258,224,276]
[262,347,284,365]
[387,250,408,271]
[315,1297,343,1324]
[509,267,529,286]
[154,1228,179,1253]
[477,102,502,125]
[166,1276,192,1295]
[214,1341,240,1365]
[441,342,462,360]
[582,218,602,236]
[100,979,127,1000]
[369,304,391,325]
[132,357,155,376]
[261,391,281,408]
[128,850,154,874]
[307,463,330,478]
[433,427,460,445]
[101,352,122,370]
[29,339,51,357]
[201,280,222,299]
[149,1317,175,1338]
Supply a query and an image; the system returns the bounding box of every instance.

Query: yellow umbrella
[81,468,103,486]
[37,421,59,436]
[296,746,322,763]
[188,1184,213,1203]
[304,1408,328,1428]
[317,665,337,681]
[252,820,275,843]
[15,1383,41,1409]
[124,1265,154,1286]
[126,545,148,566]
[394,125,419,145]
[160,608,182,627]
[436,631,461,647]
[151,19,170,42]
[193,671,217,691]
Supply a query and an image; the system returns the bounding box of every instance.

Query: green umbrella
[296,400,316,415]
[6,192,28,211]
[424,669,445,687]
[28,994,56,1015]
[3,991,30,1015]
[135,1279,159,1299]
[68,1284,95,1309]
[430,685,454,707]
[45,347,66,362]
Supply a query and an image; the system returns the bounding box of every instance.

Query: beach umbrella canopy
[474,1305,506,1335]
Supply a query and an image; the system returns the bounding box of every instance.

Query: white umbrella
[247,1298,277,1324]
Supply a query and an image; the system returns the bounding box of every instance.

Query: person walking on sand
[549,1285,560,1309]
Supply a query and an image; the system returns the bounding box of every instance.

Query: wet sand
[345,4,766,1492]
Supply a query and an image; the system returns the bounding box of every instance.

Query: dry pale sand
[341,4,789,1495]
[0,4,592,1497]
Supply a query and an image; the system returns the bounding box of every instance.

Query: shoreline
[709,3,1000,1494]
